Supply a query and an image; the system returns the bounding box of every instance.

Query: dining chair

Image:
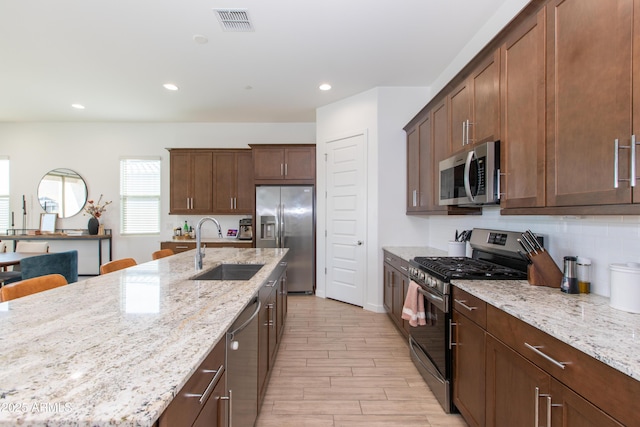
[0,273,67,302]
[19,250,79,284]
[152,249,174,260]
[0,242,5,253]
[15,241,50,253]
[100,258,137,275]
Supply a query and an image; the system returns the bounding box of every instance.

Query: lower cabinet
[382,250,409,337]
[160,241,253,254]
[453,286,635,427]
[452,288,487,427]
[485,333,550,426]
[258,262,287,405]
[158,338,227,427]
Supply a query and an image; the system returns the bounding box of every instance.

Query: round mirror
[37,168,88,218]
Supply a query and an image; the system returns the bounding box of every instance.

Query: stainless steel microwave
[438,140,500,206]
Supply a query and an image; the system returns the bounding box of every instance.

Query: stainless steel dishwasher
[226,295,260,427]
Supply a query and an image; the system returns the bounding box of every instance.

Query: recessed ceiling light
[71,104,85,110]
[163,83,179,91]
[319,83,332,91]
[193,34,209,44]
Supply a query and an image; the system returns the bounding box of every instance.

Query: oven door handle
[416,286,448,313]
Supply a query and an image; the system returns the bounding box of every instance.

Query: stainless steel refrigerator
[256,186,315,293]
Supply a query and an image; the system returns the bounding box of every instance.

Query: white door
[325,133,367,306]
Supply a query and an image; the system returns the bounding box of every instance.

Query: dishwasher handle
[227,297,261,341]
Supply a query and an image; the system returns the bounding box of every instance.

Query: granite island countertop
[0,247,288,426]
[452,279,640,382]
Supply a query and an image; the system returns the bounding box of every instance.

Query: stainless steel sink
[191,264,264,281]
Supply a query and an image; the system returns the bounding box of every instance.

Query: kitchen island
[0,247,288,426]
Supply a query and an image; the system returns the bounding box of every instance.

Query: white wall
[316,87,430,312]
[0,122,315,273]
[424,209,640,297]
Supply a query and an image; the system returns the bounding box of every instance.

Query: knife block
[527,252,563,288]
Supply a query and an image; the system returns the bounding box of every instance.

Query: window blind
[120,158,161,235]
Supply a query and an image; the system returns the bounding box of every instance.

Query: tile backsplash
[427,207,640,297]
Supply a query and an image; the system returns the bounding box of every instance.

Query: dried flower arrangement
[84,194,112,218]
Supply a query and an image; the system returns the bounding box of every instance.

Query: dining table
[0,252,47,270]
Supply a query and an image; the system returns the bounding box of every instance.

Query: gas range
[409,228,530,295]
[406,228,534,415]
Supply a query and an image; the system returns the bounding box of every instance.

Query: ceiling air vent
[213,8,254,32]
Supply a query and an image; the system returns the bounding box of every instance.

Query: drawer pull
[176,245,189,249]
[454,299,477,311]
[524,343,568,370]
[185,364,225,404]
[400,266,408,272]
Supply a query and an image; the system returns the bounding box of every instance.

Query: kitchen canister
[448,241,466,257]
[609,262,640,313]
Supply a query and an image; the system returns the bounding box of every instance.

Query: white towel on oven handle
[401,280,427,327]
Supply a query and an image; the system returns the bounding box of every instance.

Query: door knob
[356,240,363,246]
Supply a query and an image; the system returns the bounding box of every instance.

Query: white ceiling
[0,0,514,123]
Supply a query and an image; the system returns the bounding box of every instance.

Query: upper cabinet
[406,0,640,216]
[251,144,316,183]
[448,50,501,155]
[406,115,434,213]
[500,9,546,209]
[405,99,481,215]
[169,149,214,214]
[213,150,254,214]
[546,0,634,208]
[169,148,253,215]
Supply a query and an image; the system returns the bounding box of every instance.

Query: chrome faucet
[195,217,223,270]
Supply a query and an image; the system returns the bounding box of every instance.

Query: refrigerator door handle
[280,203,285,248]
[275,204,281,248]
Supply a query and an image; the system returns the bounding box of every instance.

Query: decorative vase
[88,216,99,235]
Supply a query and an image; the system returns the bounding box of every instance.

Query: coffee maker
[238,218,253,240]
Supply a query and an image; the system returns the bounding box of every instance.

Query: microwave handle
[463,150,476,203]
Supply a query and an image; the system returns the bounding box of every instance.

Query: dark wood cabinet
[452,288,487,427]
[407,114,438,214]
[546,0,634,207]
[169,150,214,214]
[159,338,226,427]
[212,150,253,214]
[169,149,254,215]
[251,144,316,183]
[258,265,287,404]
[500,8,546,210]
[382,250,409,337]
[550,379,623,427]
[160,241,252,254]
[447,286,640,427]
[485,333,550,427]
[448,50,500,155]
[191,371,227,427]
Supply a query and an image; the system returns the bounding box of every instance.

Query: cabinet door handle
[185,364,224,404]
[412,189,417,207]
[454,299,477,311]
[285,163,288,176]
[524,342,568,369]
[186,198,190,209]
[280,163,284,176]
[632,134,637,187]
[220,389,232,427]
[448,320,457,349]
[462,121,466,146]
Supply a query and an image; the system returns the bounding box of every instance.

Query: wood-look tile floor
[256,295,468,427]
